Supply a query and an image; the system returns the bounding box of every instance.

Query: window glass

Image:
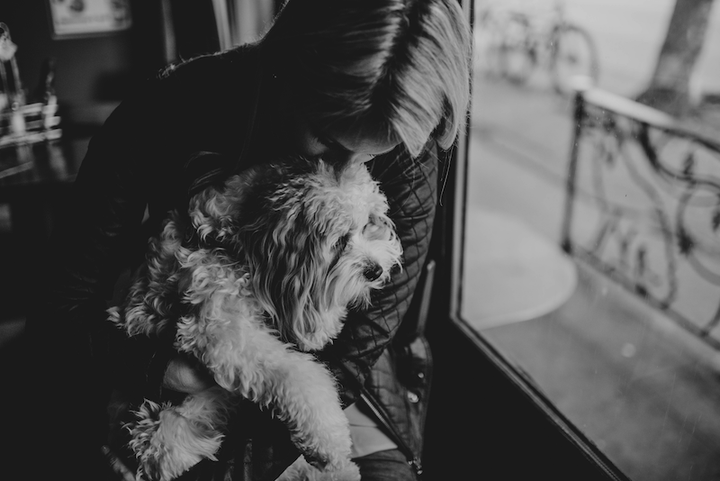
[464,0,720,479]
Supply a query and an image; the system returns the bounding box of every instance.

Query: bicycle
[480,1,600,97]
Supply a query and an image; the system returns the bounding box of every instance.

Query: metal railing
[561,86,720,351]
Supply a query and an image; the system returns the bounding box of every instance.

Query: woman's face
[285,115,400,165]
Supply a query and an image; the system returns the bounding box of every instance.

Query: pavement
[463,73,720,481]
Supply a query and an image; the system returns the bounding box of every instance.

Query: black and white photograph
[1,1,719,480]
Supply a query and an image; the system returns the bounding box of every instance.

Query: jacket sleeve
[29,52,247,392]
[32,75,176,376]
[23,72,178,478]
[317,141,440,407]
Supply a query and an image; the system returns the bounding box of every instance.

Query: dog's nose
[363,263,383,281]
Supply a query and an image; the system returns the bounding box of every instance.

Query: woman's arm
[318,141,440,406]
[30,50,253,396]
[23,73,175,480]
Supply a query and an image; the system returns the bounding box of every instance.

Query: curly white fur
[108,158,402,481]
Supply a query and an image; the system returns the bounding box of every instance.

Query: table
[462,208,578,330]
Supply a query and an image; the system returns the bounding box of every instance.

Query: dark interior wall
[0,0,165,126]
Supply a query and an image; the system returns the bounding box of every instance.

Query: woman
[25,0,470,479]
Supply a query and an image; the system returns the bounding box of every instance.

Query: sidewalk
[463,76,720,480]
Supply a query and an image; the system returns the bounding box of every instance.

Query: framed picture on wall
[47,0,132,38]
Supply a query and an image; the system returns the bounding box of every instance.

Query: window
[461,1,720,479]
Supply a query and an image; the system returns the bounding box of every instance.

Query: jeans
[353,449,416,481]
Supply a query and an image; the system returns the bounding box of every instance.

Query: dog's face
[190,159,403,352]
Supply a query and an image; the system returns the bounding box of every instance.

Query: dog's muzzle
[363,263,383,282]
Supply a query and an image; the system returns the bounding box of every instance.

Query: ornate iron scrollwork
[562,89,720,350]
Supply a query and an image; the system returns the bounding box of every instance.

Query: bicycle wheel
[549,24,600,96]
[497,14,536,86]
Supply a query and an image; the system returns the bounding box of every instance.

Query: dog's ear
[188,175,252,245]
[244,199,343,351]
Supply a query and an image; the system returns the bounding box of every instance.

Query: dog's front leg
[176,295,353,472]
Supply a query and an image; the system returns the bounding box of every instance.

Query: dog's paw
[298,434,354,476]
[277,455,361,481]
[290,414,353,473]
[127,400,224,481]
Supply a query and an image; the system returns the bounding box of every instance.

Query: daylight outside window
[462,0,720,479]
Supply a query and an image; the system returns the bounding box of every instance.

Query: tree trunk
[636,0,715,117]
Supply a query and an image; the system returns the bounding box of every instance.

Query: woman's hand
[163,355,215,394]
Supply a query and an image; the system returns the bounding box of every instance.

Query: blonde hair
[261,0,471,156]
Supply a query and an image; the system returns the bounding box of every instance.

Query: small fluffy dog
[108,157,403,481]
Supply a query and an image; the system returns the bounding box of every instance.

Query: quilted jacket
[25,43,438,481]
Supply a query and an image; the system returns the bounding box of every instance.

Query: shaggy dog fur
[108,157,403,481]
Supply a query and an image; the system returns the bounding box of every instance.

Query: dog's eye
[363,223,380,236]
